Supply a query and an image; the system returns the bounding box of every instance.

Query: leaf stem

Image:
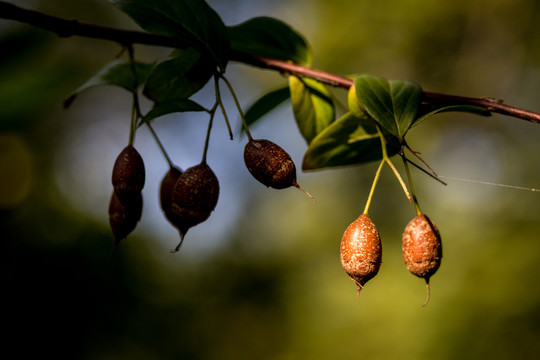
[219,74,253,141]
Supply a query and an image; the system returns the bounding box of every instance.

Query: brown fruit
[340,214,382,295]
[244,139,314,201]
[160,166,182,219]
[402,214,442,306]
[244,139,297,189]
[108,190,143,247]
[169,162,220,252]
[159,166,188,240]
[112,145,145,204]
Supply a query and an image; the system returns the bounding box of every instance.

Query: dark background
[2,0,540,358]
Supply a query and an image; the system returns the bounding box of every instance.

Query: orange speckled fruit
[402,214,442,280]
[402,214,442,306]
[340,214,382,294]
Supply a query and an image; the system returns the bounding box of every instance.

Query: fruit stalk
[220,74,253,141]
[402,155,422,216]
[363,159,384,215]
[202,107,215,164]
[146,122,175,169]
[364,128,412,215]
[213,74,234,140]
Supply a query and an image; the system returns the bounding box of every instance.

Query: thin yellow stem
[402,155,422,215]
[363,127,412,214]
[375,127,411,203]
[385,157,412,203]
[363,159,385,215]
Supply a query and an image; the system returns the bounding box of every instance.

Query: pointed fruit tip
[422,280,431,307]
[169,232,186,254]
[293,180,316,204]
[356,284,363,297]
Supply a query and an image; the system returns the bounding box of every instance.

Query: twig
[1,1,540,124]
[0,1,187,48]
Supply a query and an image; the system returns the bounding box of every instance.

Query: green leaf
[64,60,153,107]
[353,74,422,141]
[228,17,312,66]
[139,99,207,126]
[289,76,335,144]
[242,85,290,133]
[347,83,371,120]
[412,104,491,128]
[302,112,398,171]
[109,0,229,70]
[143,48,214,103]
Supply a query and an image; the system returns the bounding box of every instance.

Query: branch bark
[1,1,539,124]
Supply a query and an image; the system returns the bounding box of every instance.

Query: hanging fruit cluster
[68,48,448,306]
[62,2,475,304]
[65,45,454,308]
[8,0,540,310]
[107,123,311,255]
[341,212,442,306]
[82,45,315,257]
[338,95,443,305]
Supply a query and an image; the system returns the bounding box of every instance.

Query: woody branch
[1,1,539,124]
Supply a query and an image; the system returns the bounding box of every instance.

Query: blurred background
[2,0,540,358]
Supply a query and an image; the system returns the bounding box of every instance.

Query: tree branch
[1,1,539,124]
[237,53,540,125]
[0,1,188,48]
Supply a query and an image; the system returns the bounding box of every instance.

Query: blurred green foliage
[2,0,540,359]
